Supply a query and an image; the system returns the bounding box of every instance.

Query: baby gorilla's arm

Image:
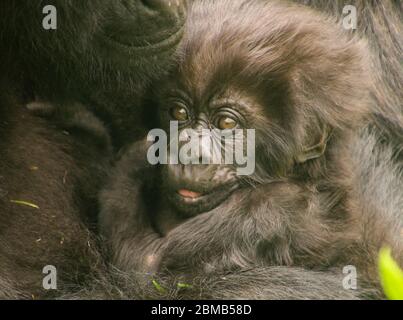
[101,160,308,275]
[99,175,371,299]
[99,140,166,273]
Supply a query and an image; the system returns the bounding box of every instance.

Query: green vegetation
[379,247,403,300]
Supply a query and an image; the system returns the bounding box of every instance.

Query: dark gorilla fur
[0,0,186,298]
[98,0,403,299]
[0,0,401,300]
[0,0,186,145]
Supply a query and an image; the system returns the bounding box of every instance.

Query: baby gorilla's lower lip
[170,183,239,216]
[177,189,203,199]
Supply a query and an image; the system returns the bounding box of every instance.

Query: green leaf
[378,247,403,300]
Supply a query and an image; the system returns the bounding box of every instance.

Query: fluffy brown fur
[1,0,401,300]
[99,0,403,299]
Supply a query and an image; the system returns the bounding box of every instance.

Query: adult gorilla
[0,0,186,299]
[1,0,186,146]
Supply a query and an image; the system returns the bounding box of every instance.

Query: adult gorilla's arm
[67,266,363,300]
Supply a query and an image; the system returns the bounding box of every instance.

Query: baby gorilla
[100,0,403,299]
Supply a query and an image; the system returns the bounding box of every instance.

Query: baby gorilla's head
[152,0,371,216]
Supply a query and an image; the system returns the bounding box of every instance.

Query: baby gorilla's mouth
[169,184,239,216]
[177,189,204,199]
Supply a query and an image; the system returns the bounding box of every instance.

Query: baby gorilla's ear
[295,126,333,163]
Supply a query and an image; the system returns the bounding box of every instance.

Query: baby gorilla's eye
[217,116,237,130]
[170,105,189,122]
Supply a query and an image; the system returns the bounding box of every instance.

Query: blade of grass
[10,200,40,209]
[177,282,193,289]
[152,279,167,294]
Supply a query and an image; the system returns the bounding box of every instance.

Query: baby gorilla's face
[156,85,262,216]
